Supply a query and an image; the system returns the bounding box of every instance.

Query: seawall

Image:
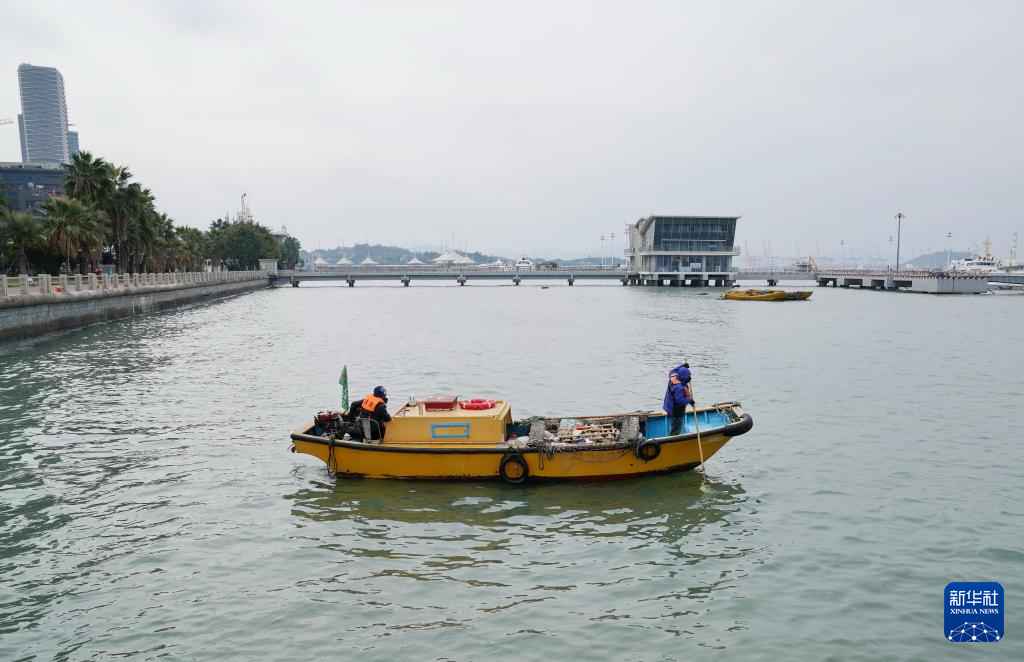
[0,272,269,342]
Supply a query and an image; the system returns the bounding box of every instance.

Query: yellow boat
[722,289,812,301]
[290,397,753,483]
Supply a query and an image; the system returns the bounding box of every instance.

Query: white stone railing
[0,270,267,298]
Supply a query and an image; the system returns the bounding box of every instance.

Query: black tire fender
[499,453,529,484]
[636,440,661,462]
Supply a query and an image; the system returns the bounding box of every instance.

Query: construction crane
[0,119,75,127]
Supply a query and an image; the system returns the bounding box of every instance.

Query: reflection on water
[288,473,749,543]
[278,474,761,652]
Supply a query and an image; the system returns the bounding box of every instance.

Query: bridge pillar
[567,275,575,286]
[347,279,355,287]
[402,277,410,287]
[458,276,466,286]
[767,279,778,287]
[290,277,299,288]
[621,278,628,286]
[513,276,521,286]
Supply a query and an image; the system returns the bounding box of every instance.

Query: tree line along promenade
[1,151,301,278]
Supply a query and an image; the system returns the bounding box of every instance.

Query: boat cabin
[387,396,512,444]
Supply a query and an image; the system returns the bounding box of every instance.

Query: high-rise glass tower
[17,63,70,164]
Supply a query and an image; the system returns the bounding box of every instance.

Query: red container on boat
[423,395,459,411]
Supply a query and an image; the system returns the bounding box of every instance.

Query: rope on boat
[326,438,338,476]
[528,435,636,466]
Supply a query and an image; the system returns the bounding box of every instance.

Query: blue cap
[373,385,387,398]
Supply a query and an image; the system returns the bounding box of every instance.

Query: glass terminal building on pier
[625,215,739,286]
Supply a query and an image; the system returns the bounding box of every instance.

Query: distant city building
[17,63,71,164]
[67,130,79,157]
[17,115,27,162]
[626,215,740,277]
[0,162,66,213]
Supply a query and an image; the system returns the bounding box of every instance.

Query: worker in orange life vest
[358,386,392,440]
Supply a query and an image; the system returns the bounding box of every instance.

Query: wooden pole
[691,395,706,483]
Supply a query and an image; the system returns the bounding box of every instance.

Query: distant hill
[301,244,628,267]
[305,243,508,265]
[905,251,972,269]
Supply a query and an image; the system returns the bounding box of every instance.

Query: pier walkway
[816,269,991,294]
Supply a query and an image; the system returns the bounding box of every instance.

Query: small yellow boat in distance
[290,397,753,483]
[722,289,812,301]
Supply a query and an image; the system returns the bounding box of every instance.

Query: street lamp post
[895,212,905,275]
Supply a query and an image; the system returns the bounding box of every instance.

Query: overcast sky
[3,1,1022,259]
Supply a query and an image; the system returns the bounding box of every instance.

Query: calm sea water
[1,282,1022,661]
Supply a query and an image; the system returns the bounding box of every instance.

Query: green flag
[339,365,349,411]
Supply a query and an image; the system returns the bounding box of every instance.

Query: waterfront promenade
[1,270,266,298]
[0,270,267,341]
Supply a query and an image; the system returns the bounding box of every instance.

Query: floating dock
[816,270,990,294]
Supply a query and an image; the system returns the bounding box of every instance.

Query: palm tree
[149,213,179,271]
[111,179,156,273]
[42,196,103,274]
[93,164,131,272]
[0,207,44,275]
[64,152,113,206]
[79,209,108,273]
[175,226,207,271]
[127,206,159,272]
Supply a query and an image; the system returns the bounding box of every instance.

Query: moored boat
[722,289,812,301]
[290,396,753,483]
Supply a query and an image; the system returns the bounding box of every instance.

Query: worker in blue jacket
[663,362,692,413]
[670,362,691,384]
[664,371,693,436]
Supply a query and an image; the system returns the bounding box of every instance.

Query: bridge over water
[271,268,629,287]
[269,267,1024,289]
[273,268,779,287]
